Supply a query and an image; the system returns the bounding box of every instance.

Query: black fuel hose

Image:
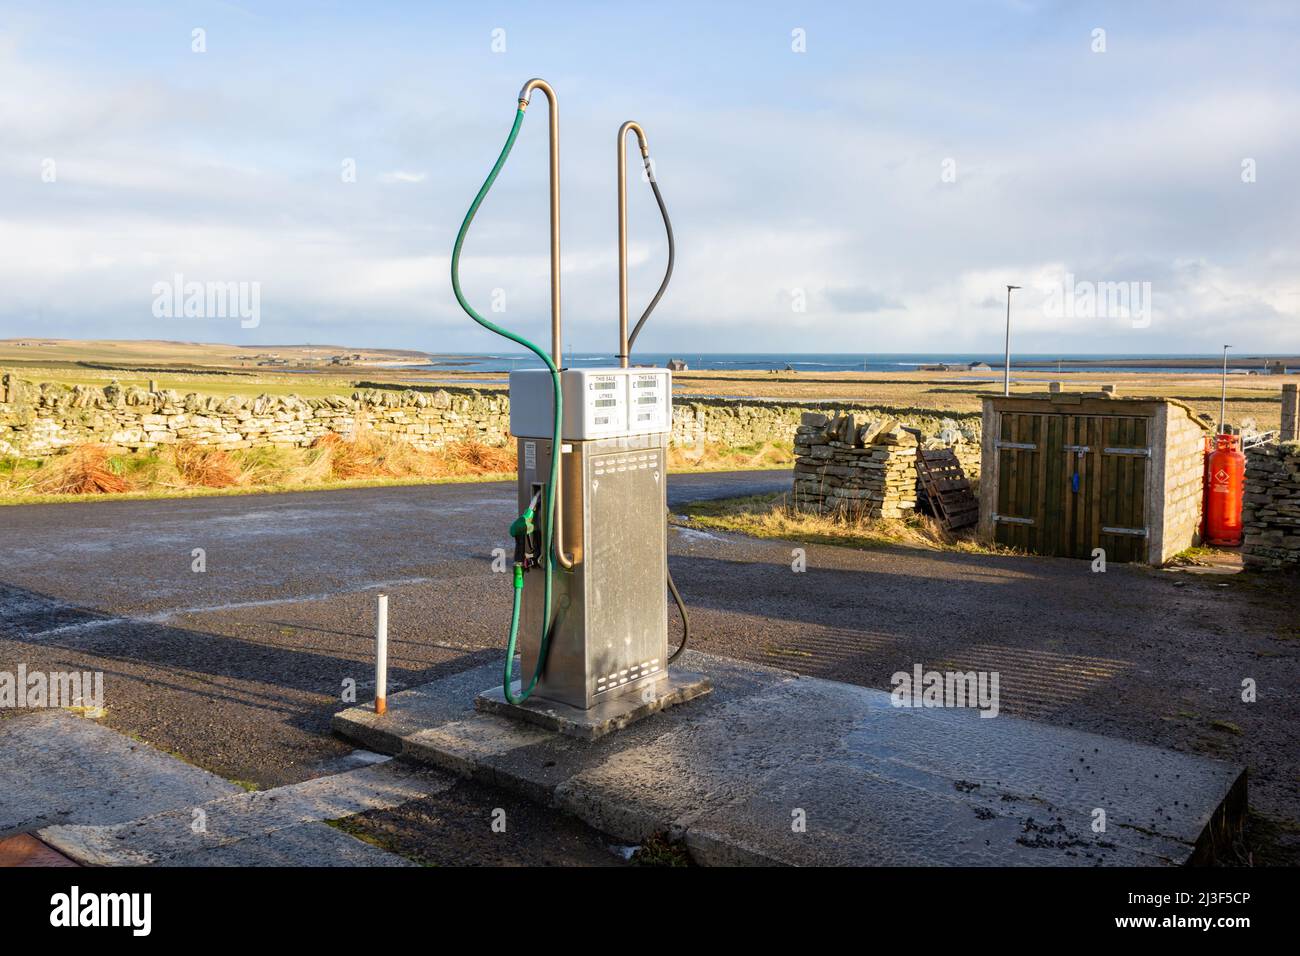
[666,551,690,665]
[624,154,688,665]
[626,167,674,355]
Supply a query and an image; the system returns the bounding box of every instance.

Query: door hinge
[993,513,1036,526]
[1103,446,1151,457]
[995,441,1038,450]
[1101,525,1149,537]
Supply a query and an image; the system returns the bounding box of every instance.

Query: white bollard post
[375,594,388,715]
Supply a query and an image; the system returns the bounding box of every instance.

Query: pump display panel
[509,368,672,440]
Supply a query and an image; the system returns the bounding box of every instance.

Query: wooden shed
[978,392,1209,563]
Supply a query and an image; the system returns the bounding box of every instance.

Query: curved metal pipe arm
[517,79,562,368]
[617,120,673,366]
[517,78,572,569]
[518,77,552,111]
[617,121,651,368]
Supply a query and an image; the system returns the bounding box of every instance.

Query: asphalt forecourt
[0,471,1291,931]
[2,475,1293,858]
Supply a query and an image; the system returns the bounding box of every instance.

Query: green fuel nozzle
[510,490,543,569]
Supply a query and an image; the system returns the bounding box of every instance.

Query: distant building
[967,362,992,372]
[667,358,688,371]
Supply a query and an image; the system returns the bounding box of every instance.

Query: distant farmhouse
[919,361,990,372]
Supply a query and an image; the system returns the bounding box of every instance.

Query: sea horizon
[405,352,1298,375]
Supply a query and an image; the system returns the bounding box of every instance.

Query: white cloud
[0,6,1297,356]
[377,170,427,184]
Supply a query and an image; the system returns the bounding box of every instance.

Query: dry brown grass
[2,430,519,502]
[31,444,129,495]
[313,431,370,478]
[171,442,241,488]
[666,439,794,471]
[3,429,522,502]
[1,431,796,503]
[313,429,440,479]
[679,491,1006,554]
[434,437,516,476]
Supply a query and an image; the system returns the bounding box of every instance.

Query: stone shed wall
[1151,401,1212,565]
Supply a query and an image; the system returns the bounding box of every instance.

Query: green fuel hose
[451,106,562,705]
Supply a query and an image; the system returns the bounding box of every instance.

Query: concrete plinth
[475,672,712,740]
[332,651,1247,866]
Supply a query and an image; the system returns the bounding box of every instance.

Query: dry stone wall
[792,412,920,518]
[1,371,986,467]
[672,398,981,469]
[1243,441,1300,570]
[0,374,508,456]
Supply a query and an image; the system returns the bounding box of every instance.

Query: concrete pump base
[474,671,713,740]
[332,650,1246,866]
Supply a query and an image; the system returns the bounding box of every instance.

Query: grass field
[3,338,1294,432]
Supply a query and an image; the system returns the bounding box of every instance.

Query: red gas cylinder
[1204,433,1246,546]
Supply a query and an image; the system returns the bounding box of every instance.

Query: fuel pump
[451,78,690,714]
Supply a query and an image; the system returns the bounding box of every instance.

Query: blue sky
[1,1,1297,355]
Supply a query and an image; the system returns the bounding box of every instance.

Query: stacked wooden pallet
[915,447,978,530]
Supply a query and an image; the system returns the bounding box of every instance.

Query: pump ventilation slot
[593,456,654,478]
[594,658,661,696]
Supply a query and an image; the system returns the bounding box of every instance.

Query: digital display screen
[595,398,618,408]
[637,395,658,404]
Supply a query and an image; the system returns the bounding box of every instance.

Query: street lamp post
[1003,284,1021,397]
[1220,344,1232,434]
